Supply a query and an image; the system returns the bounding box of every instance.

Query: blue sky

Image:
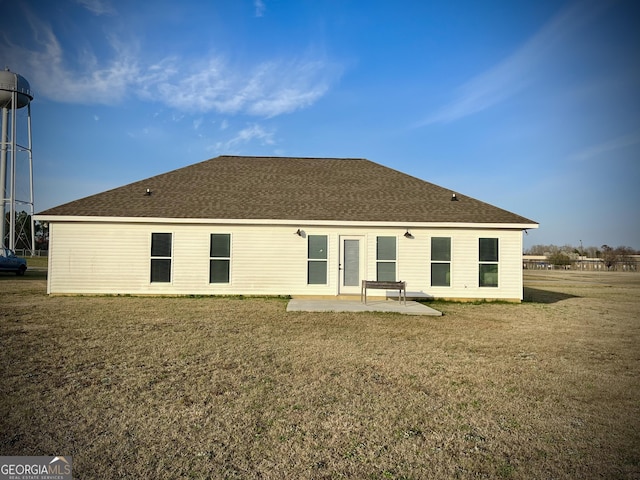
[2,0,639,250]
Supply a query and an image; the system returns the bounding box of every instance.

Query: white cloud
[3,12,339,118]
[41,56,139,104]
[2,13,139,105]
[226,123,275,147]
[210,123,276,153]
[254,0,266,17]
[570,132,640,162]
[150,56,337,117]
[74,0,116,16]
[419,1,610,126]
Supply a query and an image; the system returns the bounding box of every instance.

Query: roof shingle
[37,156,537,225]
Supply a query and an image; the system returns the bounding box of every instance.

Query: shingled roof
[37,156,537,225]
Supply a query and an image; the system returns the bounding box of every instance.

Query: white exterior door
[339,236,364,295]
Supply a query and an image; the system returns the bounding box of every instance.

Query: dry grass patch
[1,270,639,479]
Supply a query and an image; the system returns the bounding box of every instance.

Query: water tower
[0,67,34,252]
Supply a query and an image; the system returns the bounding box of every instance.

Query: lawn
[1,270,639,479]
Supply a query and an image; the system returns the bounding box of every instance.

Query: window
[308,235,328,284]
[479,238,499,287]
[210,234,231,283]
[150,233,172,283]
[376,236,396,281]
[431,237,451,287]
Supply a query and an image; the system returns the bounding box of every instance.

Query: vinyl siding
[47,222,525,300]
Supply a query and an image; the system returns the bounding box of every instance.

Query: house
[35,156,538,300]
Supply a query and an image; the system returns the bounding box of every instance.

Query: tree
[525,245,547,255]
[548,252,571,268]
[34,221,49,250]
[588,246,600,259]
[601,245,615,270]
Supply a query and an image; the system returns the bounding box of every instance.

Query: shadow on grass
[523,287,579,304]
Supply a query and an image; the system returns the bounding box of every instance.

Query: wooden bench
[361,280,406,305]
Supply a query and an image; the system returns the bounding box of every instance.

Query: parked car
[0,248,27,275]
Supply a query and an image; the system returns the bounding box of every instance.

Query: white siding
[47,222,525,300]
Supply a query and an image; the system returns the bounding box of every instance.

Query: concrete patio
[287,299,442,316]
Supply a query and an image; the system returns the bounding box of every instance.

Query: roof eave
[34,214,539,230]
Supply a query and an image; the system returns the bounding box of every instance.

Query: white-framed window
[376,236,396,281]
[150,233,172,283]
[308,235,328,284]
[210,234,231,283]
[431,237,451,287]
[479,238,499,287]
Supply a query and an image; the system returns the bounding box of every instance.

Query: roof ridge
[216,155,369,161]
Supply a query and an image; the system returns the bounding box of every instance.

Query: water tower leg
[0,107,7,248]
[8,93,16,251]
[28,103,34,255]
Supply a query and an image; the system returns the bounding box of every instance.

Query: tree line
[525,244,638,269]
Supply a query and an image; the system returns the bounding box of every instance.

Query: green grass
[1,271,639,479]
[21,255,48,269]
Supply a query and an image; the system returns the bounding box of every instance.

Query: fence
[14,249,48,257]
[523,258,639,272]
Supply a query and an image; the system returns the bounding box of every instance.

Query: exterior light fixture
[404,230,413,238]
[295,229,303,236]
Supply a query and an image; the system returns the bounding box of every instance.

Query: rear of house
[36,156,538,301]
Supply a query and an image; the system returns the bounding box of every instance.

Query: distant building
[523,254,639,271]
